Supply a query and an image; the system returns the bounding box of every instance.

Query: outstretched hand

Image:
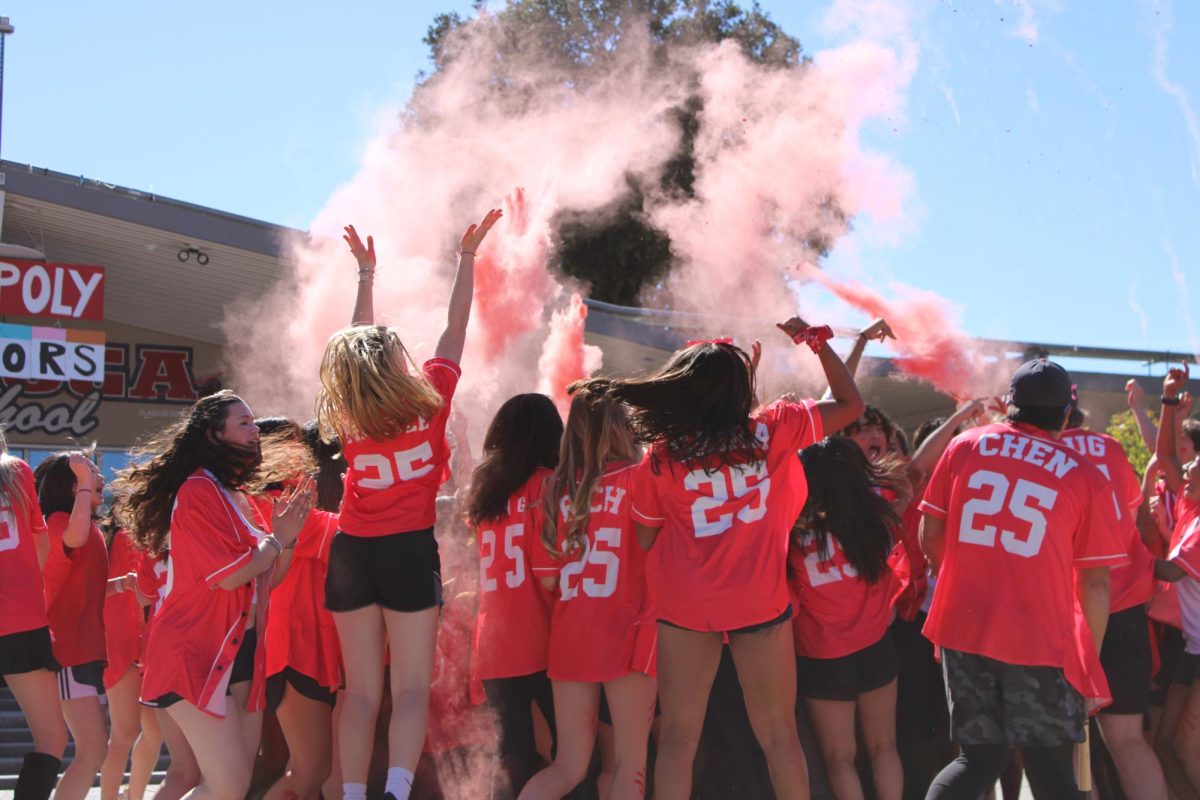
[343,225,376,271]
[1125,379,1144,410]
[776,316,811,340]
[750,339,762,373]
[1163,363,1189,399]
[461,209,504,255]
[858,318,895,343]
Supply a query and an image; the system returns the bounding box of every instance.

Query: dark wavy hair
[113,391,264,556]
[34,446,97,517]
[465,393,563,527]
[301,420,347,513]
[794,437,901,585]
[577,341,761,472]
[1006,404,1068,433]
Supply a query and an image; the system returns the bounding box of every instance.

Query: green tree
[1107,408,1156,477]
[421,1,813,305]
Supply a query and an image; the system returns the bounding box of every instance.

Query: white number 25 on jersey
[958,469,1058,557]
[685,462,771,538]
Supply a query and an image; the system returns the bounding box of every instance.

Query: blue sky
[3,1,1197,371]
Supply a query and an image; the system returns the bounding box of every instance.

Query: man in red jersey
[1060,401,1167,800]
[919,359,1127,799]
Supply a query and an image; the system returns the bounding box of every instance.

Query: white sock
[385,767,415,800]
[343,782,367,800]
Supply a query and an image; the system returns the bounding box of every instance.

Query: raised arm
[778,316,865,434]
[908,400,985,481]
[435,209,503,364]
[63,454,99,549]
[1156,366,1189,493]
[1125,379,1158,453]
[821,318,894,400]
[343,225,376,327]
[216,482,313,591]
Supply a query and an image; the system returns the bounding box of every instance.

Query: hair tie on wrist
[460,250,476,257]
[791,325,834,353]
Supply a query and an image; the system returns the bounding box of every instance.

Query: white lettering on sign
[0,260,106,320]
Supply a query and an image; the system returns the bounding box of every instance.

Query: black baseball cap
[1010,358,1074,408]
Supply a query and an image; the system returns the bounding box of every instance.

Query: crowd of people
[0,209,1198,800]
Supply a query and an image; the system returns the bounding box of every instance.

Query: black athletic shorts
[229,627,257,687]
[325,528,443,613]
[1173,652,1200,686]
[1099,605,1152,715]
[796,631,899,701]
[659,604,793,636]
[266,667,336,710]
[941,648,1085,747]
[0,627,60,677]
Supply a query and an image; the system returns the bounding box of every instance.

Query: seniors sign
[0,324,106,382]
[0,259,105,321]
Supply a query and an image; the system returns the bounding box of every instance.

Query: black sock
[14,751,62,800]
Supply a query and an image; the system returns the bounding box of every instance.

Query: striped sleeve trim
[918,500,947,519]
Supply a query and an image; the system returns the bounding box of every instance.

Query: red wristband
[791,325,833,353]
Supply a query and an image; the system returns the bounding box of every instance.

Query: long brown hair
[542,383,638,556]
[466,393,563,527]
[578,341,762,472]
[0,429,30,520]
[316,325,444,443]
[113,391,263,556]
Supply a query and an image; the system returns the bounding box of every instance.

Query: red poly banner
[0,259,106,321]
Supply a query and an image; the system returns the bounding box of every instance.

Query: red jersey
[43,513,108,668]
[140,470,271,718]
[472,468,555,685]
[920,422,1128,708]
[264,509,342,692]
[1060,430,1155,612]
[894,499,929,621]
[1167,516,1200,655]
[789,533,904,659]
[1149,496,1200,629]
[533,462,656,683]
[104,531,143,687]
[0,459,49,639]
[338,358,459,537]
[631,399,824,632]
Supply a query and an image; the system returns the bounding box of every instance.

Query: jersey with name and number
[920,421,1127,706]
[631,398,824,632]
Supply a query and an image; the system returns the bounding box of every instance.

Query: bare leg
[322,698,344,800]
[101,668,142,800]
[1155,684,1198,799]
[5,669,68,757]
[152,709,200,800]
[858,679,902,800]
[601,671,657,799]
[264,685,334,800]
[1096,713,1167,800]
[806,697,861,800]
[381,607,440,773]
[165,700,251,800]
[57,694,110,800]
[518,681,600,799]
[1173,680,1200,794]
[333,605,387,785]
[130,704,164,800]
[729,623,810,800]
[653,625,723,800]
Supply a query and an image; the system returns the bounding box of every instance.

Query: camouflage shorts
[941,648,1085,747]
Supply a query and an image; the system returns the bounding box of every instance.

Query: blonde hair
[0,429,30,520]
[542,383,639,556]
[316,326,445,442]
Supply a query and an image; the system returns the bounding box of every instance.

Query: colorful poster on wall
[0,324,106,382]
[0,259,106,321]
